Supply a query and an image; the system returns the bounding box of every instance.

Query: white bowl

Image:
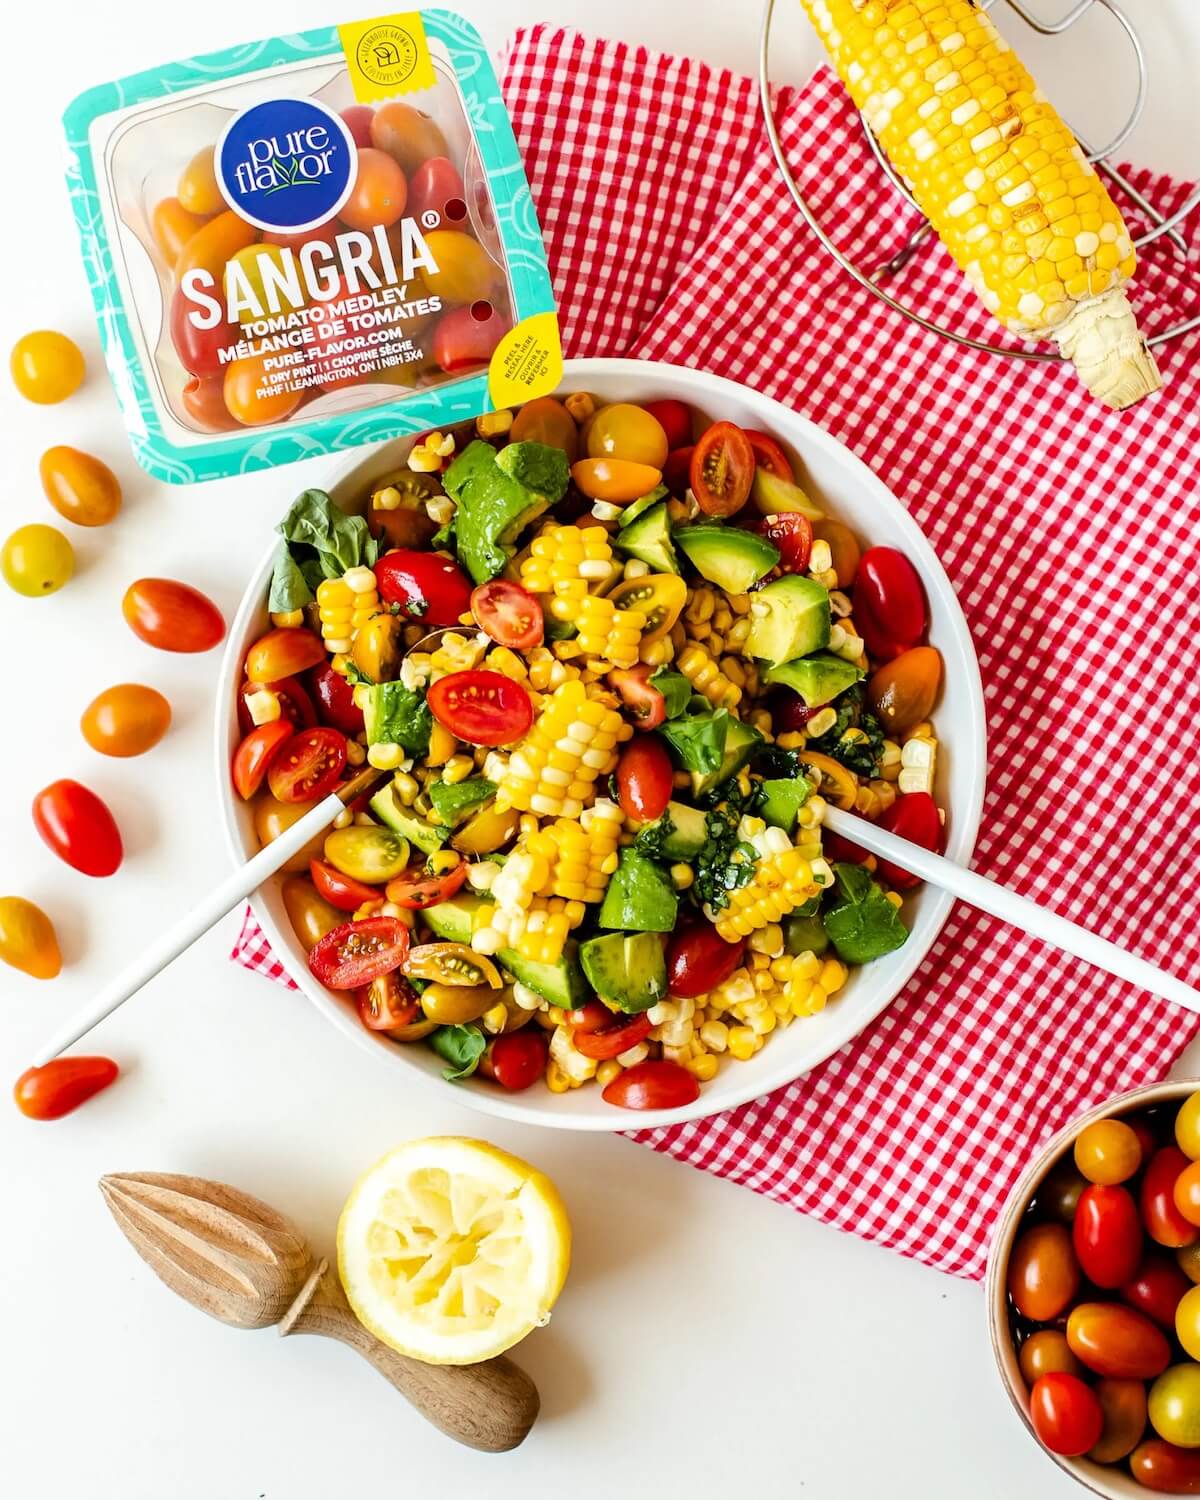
[216,358,986,1130]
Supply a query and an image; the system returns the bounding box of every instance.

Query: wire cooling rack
[759,0,1200,360]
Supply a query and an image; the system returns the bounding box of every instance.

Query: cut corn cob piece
[495,680,624,819]
[800,0,1161,409]
[572,595,646,669]
[316,572,379,653]
[676,641,742,710]
[520,522,616,618]
[715,829,825,941]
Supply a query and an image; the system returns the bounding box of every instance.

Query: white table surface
[3,3,1197,1497]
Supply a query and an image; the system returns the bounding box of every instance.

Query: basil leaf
[430,1024,487,1081]
[821,862,908,964]
[361,681,432,755]
[649,668,692,721]
[428,777,496,828]
[277,488,380,575]
[268,542,315,612]
[658,710,729,775]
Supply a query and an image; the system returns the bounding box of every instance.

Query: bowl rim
[215,356,987,1131]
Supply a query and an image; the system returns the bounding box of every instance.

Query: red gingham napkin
[233,28,1200,1279]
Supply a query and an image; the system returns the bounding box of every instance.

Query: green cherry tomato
[1150,1365,1200,1449]
[2,524,74,597]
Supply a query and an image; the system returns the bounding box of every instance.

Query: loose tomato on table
[568,1003,653,1061]
[309,859,382,913]
[10,330,85,405]
[33,780,123,877]
[81,684,171,758]
[471,580,543,649]
[743,430,794,481]
[609,664,666,730]
[1066,1302,1171,1380]
[869,647,942,737]
[433,302,506,372]
[405,943,501,989]
[1131,1438,1200,1493]
[123,578,225,652]
[667,925,746,999]
[690,422,754,517]
[1143,1148,1200,1248]
[602,1059,700,1111]
[2,524,74,597]
[324,826,411,884]
[0,897,61,980]
[428,670,532,747]
[1007,1222,1080,1322]
[39,446,122,527]
[267,727,347,804]
[853,547,928,661]
[357,971,422,1030]
[1122,1253,1193,1329]
[384,861,469,910]
[479,1030,548,1092]
[642,399,691,451]
[1029,1372,1104,1457]
[1074,1183,1143,1288]
[309,916,410,991]
[757,511,812,574]
[14,1057,119,1120]
[238,675,317,733]
[232,721,293,800]
[245,627,326,682]
[376,548,474,626]
[616,736,673,822]
[308,661,365,736]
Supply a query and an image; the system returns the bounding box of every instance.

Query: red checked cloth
[233,27,1200,1279]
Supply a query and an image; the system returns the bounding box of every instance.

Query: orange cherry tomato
[81,684,171,758]
[254,794,326,873]
[10,330,85,404]
[369,101,449,173]
[571,457,663,503]
[181,374,241,432]
[1007,1222,1080,1322]
[812,517,861,589]
[174,210,257,285]
[1075,1117,1144,1185]
[1131,1439,1200,1492]
[39,446,122,528]
[1018,1330,1083,1385]
[418,230,500,306]
[32,780,123,877]
[1090,1378,1148,1464]
[608,573,687,642]
[232,721,294,800]
[123,578,225,653]
[0,897,61,980]
[510,396,578,460]
[282,876,343,952]
[341,147,408,231]
[223,353,303,427]
[14,1057,119,1120]
[868,646,942,736]
[151,196,212,264]
[244,627,326,683]
[1176,1163,1200,1229]
[177,146,225,216]
[1066,1302,1171,1380]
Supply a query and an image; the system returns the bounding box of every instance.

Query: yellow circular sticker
[353,23,422,90]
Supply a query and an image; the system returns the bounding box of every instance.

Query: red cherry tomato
[357,972,421,1031]
[690,422,754,518]
[123,578,225,653]
[244,627,326,682]
[383,861,470,910]
[1066,1302,1171,1380]
[433,302,506,372]
[1029,1373,1105,1458]
[662,445,695,497]
[481,1029,548,1092]
[375,548,474,626]
[470,579,544,650]
[569,1004,653,1061]
[341,147,408,231]
[32,780,123,877]
[1007,1223,1080,1322]
[13,1057,119,1120]
[1131,1439,1200,1493]
[872,792,942,891]
[309,916,410,990]
[608,663,666,730]
[408,156,467,226]
[602,1059,700,1110]
[853,547,927,661]
[310,859,383,913]
[1143,1148,1200,1248]
[757,512,812,574]
[237,675,317,733]
[169,285,237,377]
[1122,1253,1193,1329]
[427,670,533,747]
[744,429,794,481]
[642,400,691,451]
[181,374,241,433]
[616,736,674,823]
[231,721,293,800]
[769,689,817,735]
[308,661,365,735]
[1074,1183,1144,1288]
[267,727,347,803]
[666,924,747,1000]
[340,105,375,147]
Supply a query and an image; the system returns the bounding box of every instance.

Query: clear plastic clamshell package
[64,10,561,483]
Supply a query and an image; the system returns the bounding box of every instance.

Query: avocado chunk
[746,575,830,666]
[751,469,824,520]
[369,784,446,854]
[763,653,863,707]
[442,439,568,584]
[635,800,710,860]
[617,485,668,529]
[579,931,666,1013]
[423,893,589,1007]
[597,849,678,932]
[820,862,908,965]
[783,911,830,957]
[759,776,812,832]
[692,717,761,798]
[427,776,496,829]
[675,523,779,593]
[613,502,679,574]
[361,680,432,755]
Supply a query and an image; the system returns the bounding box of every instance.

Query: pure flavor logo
[216,97,357,233]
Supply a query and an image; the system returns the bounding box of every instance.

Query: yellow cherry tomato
[80,685,171,758]
[224,353,303,427]
[418,230,501,306]
[587,404,669,468]
[1075,1118,1144,1185]
[177,146,225,216]
[282,876,343,952]
[175,210,258,286]
[2,525,74,597]
[571,458,663,503]
[1177,1092,1200,1161]
[10,331,85,404]
[39,446,122,528]
[798,751,858,810]
[223,243,308,324]
[0,897,61,980]
[608,573,687,642]
[418,983,495,1025]
[151,196,212,265]
[254,795,326,873]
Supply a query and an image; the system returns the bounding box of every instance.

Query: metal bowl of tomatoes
[987,1079,1200,1497]
[215,358,985,1130]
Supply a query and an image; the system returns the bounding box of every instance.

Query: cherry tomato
[853,547,927,663]
[370,101,449,173]
[667,925,746,1000]
[642,400,691,450]
[1150,1366,1200,1449]
[1178,1094,1200,1162]
[309,859,381,912]
[808,519,858,590]
[384,860,469,910]
[324,825,411,884]
[1144,1148,1200,1248]
[177,146,223,216]
[1177,1164,1200,1228]
[2,525,74,597]
[32,780,123,878]
[1029,1372,1104,1457]
[255,795,326,873]
[662,445,694,496]
[10,330,85,404]
[1123,1253,1193,1329]
[340,104,375,147]
[309,916,410,990]
[616,736,673,822]
[569,1004,653,1061]
[237,675,317,733]
[870,791,941,891]
[1131,1439,1200,1492]
[608,574,687,642]
[419,982,494,1025]
[367,474,441,549]
[1090,1378,1148,1464]
[1181,1244,1200,1286]
[267,727,346,803]
[181,374,241,433]
[1075,1117,1144,1185]
[428,670,532,747]
[245,627,325,682]
[471,579,543,649]
[571,458,663,503]
[757,511,812,574]
[419,230,500,305]
[123,578,225,652]
[375,548,473,626]
[39,446,122,528]
[282,876,342,952]
[308,661,365,736]
[82,684,171,759]
[1018,1329,1083,1385]
[609,664,667,730]
[175,211,257,288]
[340,147,408,231]
[744,430,794,481]
[224,352,303,426]
[232,721,293,800]
[509,396,578,460]
[357,971,421,1030]
[433,302,507,372]
[690,422,754,517]
[13,1057,119,1120]
[587,404,670,468]
[1178,1288,1200,1362]
[406,943,501,989]
[169,285,236,377]
[1007,1222,1080,1322]
[769,689,817,736]
[151,197,211,264]
[1039,1158,1089,1223]
[1131,1115,1160,1161]
[1074,1183,1143,1287]
[869,647,942,736]
[0,897,61,980]
[1066,1302,1171,1379]
[481,1029,548,1091]
[603,1059,700,1110]
[408,156,467,227]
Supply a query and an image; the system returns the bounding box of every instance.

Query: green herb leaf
[430,1024,487,1081]
[658,710,729,776]
[694,809,757,910]
[361,680,432,755]
[428,777,497,828]
[820,862,908,964]
[277,489,380,576]
[649,668,693,721]
[267,542,316,613]
[806,684,885,779]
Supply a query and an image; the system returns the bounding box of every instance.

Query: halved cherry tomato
[616,736,674,822]
[433,302,506,372]
[408,156,467,226]
[609,663,666,729]
[33,780,123,877]
[757,512,812,574]
[480,1029,548,1091]
[384,861,469,910]
[1029,1373,1104,1458]
[854,547,927,661]
[308,661,365,735]
[873,792,942,891]
[309,916,410,990]
[744,430,794,481]
[310,859,382,912]
[471,579,543,650]
[232,721,293,800]
[569,1004,653,1060]
[405,942,501,988]
[690,422,754,517]
[571,458,663,504]
[123,578,225,653]
[1143,1148,1200,1248]
[642,400,691,451]
[1074,1184,1144,1288]
[662,445,694,496]
[608,573,687,642]
[237,675,317,733]
[357,971,422,1030]
[602,1059,700,1110]
[667,925,746,999]
[245,627,325,683]
[267,727,347,803]
[375,549,474,626]
[14,1057,119,1120]
[428,670,532,746]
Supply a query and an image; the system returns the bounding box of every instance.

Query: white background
[2,3,1197,1498]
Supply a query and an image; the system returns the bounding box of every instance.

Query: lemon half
[337,1137,571,1365]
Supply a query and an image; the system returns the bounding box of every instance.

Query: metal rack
[759,0,1200,361]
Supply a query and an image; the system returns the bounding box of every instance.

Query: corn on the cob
[801,0,1161,409]
[496,680,624,818]
[472,832,587,964]
[520,522,616,618]
[714,827,829,940]
[316,570,378,654]
[571,595,645,669]
[677,642,743,710]
[538,799,623,902]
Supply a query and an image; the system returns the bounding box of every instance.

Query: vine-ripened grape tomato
[427,670,532,747]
